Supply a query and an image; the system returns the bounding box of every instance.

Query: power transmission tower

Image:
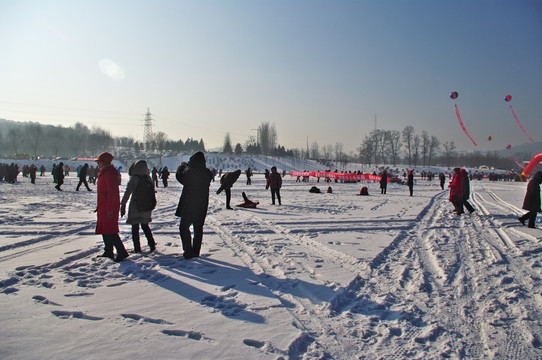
[143,108,154,146]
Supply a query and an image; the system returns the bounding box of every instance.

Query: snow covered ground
[1,168,541,359]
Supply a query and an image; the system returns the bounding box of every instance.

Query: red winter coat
[95,164,120,234]
[448,172,463,203]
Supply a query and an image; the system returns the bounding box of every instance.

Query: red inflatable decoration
[505,95,534,142]
[522,152,542,178]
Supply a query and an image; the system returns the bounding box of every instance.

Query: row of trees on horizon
[0,118,529,170]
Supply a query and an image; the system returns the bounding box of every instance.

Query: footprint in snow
[51,310,103,321]
[121,313,174,325]
[32,295,62,306]
[161,329,204,340]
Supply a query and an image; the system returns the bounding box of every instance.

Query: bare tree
[412,135,421,167]
[222,132,233,154]
[310,141,320,160]
[388,130,402,166]
[402,126,414,165]
[7,126,24,155]
[428,136,440,166]
[421,131,430,167]
[334,142,344,168]
[323,144,334,163]
[258,122,277,155]
[26,122,42,159]
[359,134,376,166]
[442,141,456,169]
[69,122,90,156]
[154,131,168,164]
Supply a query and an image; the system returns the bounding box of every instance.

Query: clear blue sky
[1,0,541,153]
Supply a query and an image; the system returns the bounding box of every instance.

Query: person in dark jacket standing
[245,167,253,185]
[161,166,170,188]
[152,167,159,187]
[266,166,282,205]
[461,169,475,214]
[121,160,156,253]
[54,162,65,191]
[407,170,414,196]
[175,152,214,259]
[518,171,542,228]
[76,163,92,191]
[439,172,446,190]
[95,152,129,262]
[379,170,388,194]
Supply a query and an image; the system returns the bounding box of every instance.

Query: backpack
[133,175,156,211]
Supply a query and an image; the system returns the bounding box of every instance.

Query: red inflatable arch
[522,152,542,179]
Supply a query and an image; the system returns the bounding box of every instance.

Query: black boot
[132,225,141,253]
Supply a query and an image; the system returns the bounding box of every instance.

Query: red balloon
[505,95,512,102]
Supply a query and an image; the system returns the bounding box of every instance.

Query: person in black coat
[54,162,65,191]
[380,170,388,194]
[161,166,170,188]
[439,172,446,190]
[76,163,92,191]
[217,170,241,210]
[518,171,542,228]
[407,170,414,196]
[175,152,214,259]
[461,169,475,214]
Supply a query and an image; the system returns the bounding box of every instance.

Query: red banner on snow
[290,171,381,182]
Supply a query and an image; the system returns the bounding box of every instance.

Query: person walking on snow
[175,152,214,259]
[266,166,282,205]
[461,169,475,214]
[518,171,542,228]
[407,170,414,196]
[76,163,92,191]
[54,162,65,191]
[94,152,129,262]
[448,167,464,215]
[121,160,156,253]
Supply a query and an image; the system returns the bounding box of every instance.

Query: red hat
[95,152,114,164]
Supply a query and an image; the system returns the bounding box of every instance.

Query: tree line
[0,119,205,160]
[0,118,523,170]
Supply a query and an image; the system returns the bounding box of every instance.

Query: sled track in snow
[207,202,407,358]
[320,187,542,359]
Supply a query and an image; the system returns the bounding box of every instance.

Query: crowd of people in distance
[2,155,540,260]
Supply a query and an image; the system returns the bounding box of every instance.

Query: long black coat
[522,171,542,212]
[175,152,214,218]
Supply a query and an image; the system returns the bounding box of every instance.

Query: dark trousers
[76,178,91,191]
[179,215,205,258]
[225,188,232,209]
[271,188,281,205]
[464,200,475,213]
[102,234,128,257]
[452,200,464,214]
[131,223,155,252]
[519,211,537,228]
[408,185,413,196]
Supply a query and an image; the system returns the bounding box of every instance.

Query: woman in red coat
[448,167,464,215]
[95,152,129,262]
